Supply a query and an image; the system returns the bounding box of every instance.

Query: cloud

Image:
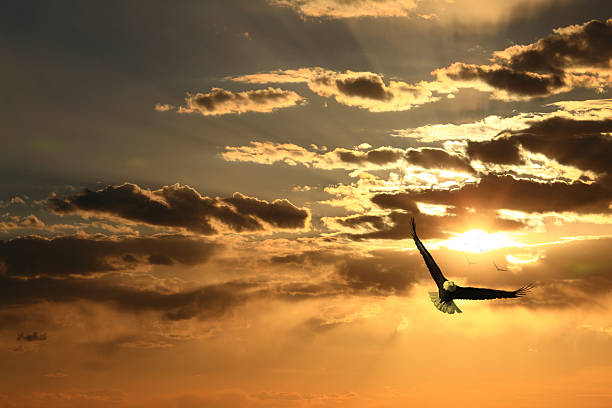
[484,237,612,309]
[391,112,548,142]
[223,192,310,229]
[48,183,310,234]
[0,214,45,231]
[496,19,612,74]
[174,87,304,116]
[268,0,417,18]
[432,19,612,99]
[325,209,524,240]
[222,141,472,172]
[372,174,612,214]
[272,249,425,296]
[267,0,560,23]
[0,234,218,277]
[433,63,570,99]
[466,136,523,164]
[229,20,612,110]
[319,169,476,213]
[271,237,612,311]
[154,103,173,112]
[466,116,612,176]
[393,99,612,144]
[0,275,255,321]
[17,332,47,342]
[231,68,440,112]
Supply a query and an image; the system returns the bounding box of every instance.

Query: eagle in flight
[411,218,533,314]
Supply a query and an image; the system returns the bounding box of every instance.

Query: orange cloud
[231,68,441,112]
[168,87,305,116]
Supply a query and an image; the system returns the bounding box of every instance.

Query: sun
[441,229,520,253]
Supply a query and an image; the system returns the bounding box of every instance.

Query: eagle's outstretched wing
[452,283,534,300]
[410,217,447,289]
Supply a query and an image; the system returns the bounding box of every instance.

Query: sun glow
[442,229,520,253]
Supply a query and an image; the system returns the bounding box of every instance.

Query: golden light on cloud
[416,202,455,216]
[442,229,521,253]
[506,253,541,264]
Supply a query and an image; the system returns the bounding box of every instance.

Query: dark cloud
[147,254,174,265]
[466,117,612,174]
[404,148,474,172]
[178,87,304,116]
[515,117,612,175]
[48,183,310,234]
[373,174,612,214]
[0,275,252,321]
[334,74,393,101]
[17,331,47,342]
[0,234,217,277]
[442,63,565,96]
[433,19,612,99]
[467,137,522,164]
[336,148,403,165]
[223,192,310,229]
[336,147,473,172]
[503,19,612,74]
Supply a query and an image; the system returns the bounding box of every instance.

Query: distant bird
[493,262,508,272]
[410,218,533,314]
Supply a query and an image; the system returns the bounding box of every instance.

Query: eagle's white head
[443,280,457,292]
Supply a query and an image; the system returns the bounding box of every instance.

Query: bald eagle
[411,218,533,314]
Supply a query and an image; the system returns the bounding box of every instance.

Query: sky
[1,1,612,407]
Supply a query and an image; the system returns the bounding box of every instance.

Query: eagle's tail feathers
[429,292,462,314]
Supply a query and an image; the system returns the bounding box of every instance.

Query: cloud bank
[48,183,310,234]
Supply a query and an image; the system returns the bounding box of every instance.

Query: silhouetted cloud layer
[48,183,310,234]
[372,174,612,214]
[0,234,217,277]
[0,275,252,321]
[468,117,612,175]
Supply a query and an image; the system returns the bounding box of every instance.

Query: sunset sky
[2,1,612,407]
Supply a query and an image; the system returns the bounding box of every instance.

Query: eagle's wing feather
[453,283,534,300]
[410,217,446,289]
